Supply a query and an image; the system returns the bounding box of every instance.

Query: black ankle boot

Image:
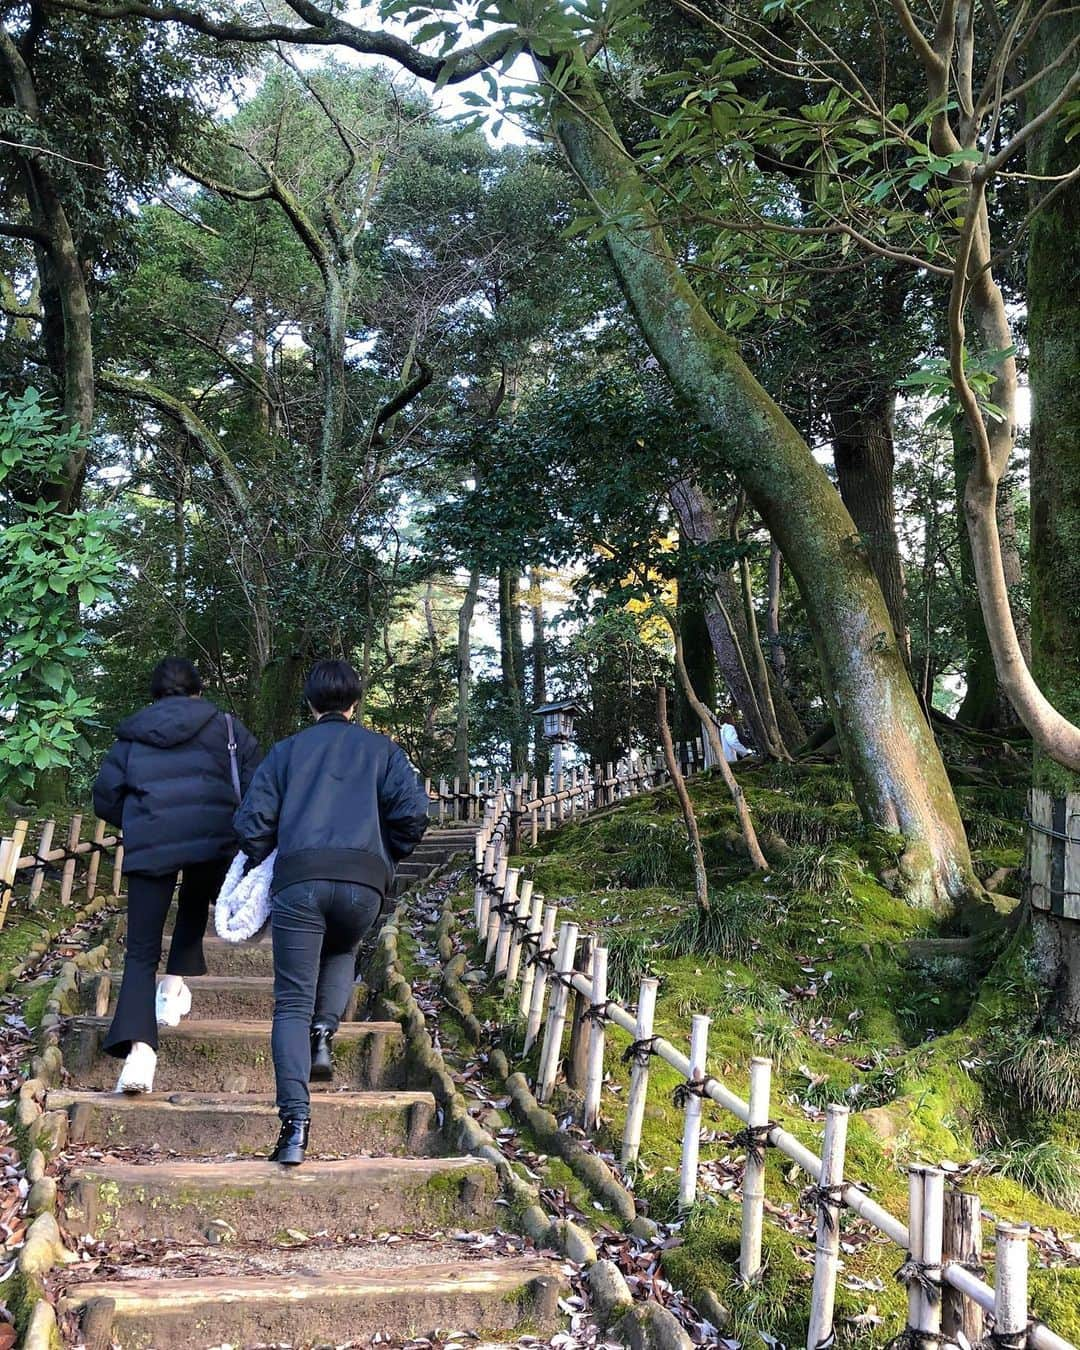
[309,1024,334,1083]
[270,1117,309,1166]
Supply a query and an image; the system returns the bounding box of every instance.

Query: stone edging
[13,892,115,1349]
[380,874,697,1350]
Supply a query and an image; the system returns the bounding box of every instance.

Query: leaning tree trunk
[548,57,977,910]
[656,684,709,911]
[529,569,550,776]
[829,392,910,662]
[1027,2,1080,1027]
[766,542,786,684]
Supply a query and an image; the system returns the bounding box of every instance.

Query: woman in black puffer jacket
[93,658,260,1093]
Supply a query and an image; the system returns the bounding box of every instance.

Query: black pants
[104,858,230,1059]
[271,879,381,1120]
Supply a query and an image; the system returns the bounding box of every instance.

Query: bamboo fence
[466,773,1077,1350]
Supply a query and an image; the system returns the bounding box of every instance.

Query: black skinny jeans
[104,858,230,1058]
[271,879,381,1121]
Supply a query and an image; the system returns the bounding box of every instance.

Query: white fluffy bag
[215,849,276,944]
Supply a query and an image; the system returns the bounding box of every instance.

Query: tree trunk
[499,566,528,773]
[953,419,1004,729]
[829,393,910,661]
[172,449,188,648]
[731,492,791,759]
[529,569,550,776]
[455,568,480,781]
[1027,2,1080,1027]
[671,626,768,871]
[766,542,786,684]
[656,683,709,911]
[549,60,976,910]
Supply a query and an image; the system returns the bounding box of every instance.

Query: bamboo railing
[467,782,1077,1350]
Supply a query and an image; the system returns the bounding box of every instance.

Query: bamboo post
[805,1103,849,1350]
[582,944,608,1131]
[524,903,558,1050]
[531,804,539,847]
[739,1056,773,1284]
[566,936,594,1091]
[517,889,544,1016]
[85,816,108,899]
[543,774,553,832]
[112,840,124,896]
[59,814,82,906]
[536,920,578,1103]
[942,1189,984,1345]
[485,856,507,963]
[905,1166,927,1333]
[918,1167,945,1345]
[477,844,496,932]
[0,819,28,931]
[605,762,614,806]
[678,1014,710,1210]
[494,867,521,976]
[993,1222,1030,1347]
[621,976,659,1167]
[503,877,533,995]
[438,777,447,825]
[28,819,55,903]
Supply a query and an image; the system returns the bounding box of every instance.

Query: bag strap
[224,712,242,805]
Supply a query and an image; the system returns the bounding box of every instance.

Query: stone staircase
[47,827,565,1347]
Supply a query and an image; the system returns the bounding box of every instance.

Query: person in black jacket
[93,658,260,1093]
[234,659,430,1166]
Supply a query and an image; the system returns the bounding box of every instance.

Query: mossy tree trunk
[529,569,550,777]
[674,559,716,747]
[455,567,480,782]
[1027,2,1080,1027]
[499,566,528,773]
[548,57,977,911]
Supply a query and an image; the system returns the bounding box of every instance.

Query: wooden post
[503,877,533,994]
[906,1166,927,1334]
[524,903,558,1050]
[993,1222,1030,1346]
[28,819,55,903]
[918,1167,945,1345]
[566,936,594,1091]
[112,840,124,896]
[942,1189,984,1345]
[536,920,579,1103]
[510,782,522,852]
[494,867,521,976]
[621,976,659,1167]
[485,856,507,963]
[582,944,608,1132]
[806,1103,849,1350]
[85,817,108,899]
[739,1056,773,1284]
[0,819,28,931]
[517,889,544,1016]
[59,814,82,907]
[678,1013,710,1210]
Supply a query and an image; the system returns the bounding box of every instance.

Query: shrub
[666,887,764,962]
[604,929,658,1002]
[775,842,865,896]
[981,1139,1080,1212]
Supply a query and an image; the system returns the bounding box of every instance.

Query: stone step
[62,1017,406,1094]
[85,972,363,1023]
[396,860,436,877]
[199,933,274,976]
[48,1089,438,1157]
[59,1256,563,1348]
[63,1155,500,1243]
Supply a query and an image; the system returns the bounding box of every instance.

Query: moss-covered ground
[440,761,1080,1346]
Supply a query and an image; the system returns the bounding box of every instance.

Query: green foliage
[666,886,763,961]
[0,392,120,795]
[609,816,690,888]
[604,929,659,1002]
[751,1008,799,1067]
[982,1139,1080,1212]
[774,841,865,895]
[994,1031,1080,1116]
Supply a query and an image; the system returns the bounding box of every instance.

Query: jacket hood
[117,697,221,748]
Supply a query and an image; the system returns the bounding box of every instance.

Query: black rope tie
[988,1332,1028,1350]
[672,1074,719,1108]
[804,1183,846,1233]
[622,1035,659,1068]
[884,1332,947,1350]
[893,1252,942,1304]
[527,945,556,971]
[582,1000,610,1024]
[731,1121,779,1168]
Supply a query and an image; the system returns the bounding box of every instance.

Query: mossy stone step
[63,1155,501,1243]
[85,972,362,1023]
[194,934,275,977]
[48,1088,438,1157]
[62,1017,406,1094]
[59,1257,563,1348]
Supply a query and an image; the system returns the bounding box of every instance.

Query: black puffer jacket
[93,697,261,876]
[234,714,430,895]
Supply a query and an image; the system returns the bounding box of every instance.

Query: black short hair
[150,657,203,700]
[304,659,362,714]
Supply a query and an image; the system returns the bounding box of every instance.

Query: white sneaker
[155,979,192,1027]
[116,1043,157,1094]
